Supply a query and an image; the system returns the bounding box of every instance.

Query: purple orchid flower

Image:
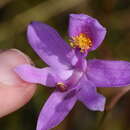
[15,14,130,130]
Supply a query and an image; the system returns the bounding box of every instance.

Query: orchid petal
[53,68,73,81]
[87,59,130,87]
[37,89,77,130]
[69,14,106,51]
[77,76,105,111]
[27,22,77,70]
[14,64,58,87]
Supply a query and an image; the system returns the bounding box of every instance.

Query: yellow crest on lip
[70,33,92,52]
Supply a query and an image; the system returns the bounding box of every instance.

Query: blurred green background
[0,0,130,130]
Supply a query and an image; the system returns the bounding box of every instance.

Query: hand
[0,49,36,117]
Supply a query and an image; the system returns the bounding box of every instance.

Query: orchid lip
[70,33,92,53]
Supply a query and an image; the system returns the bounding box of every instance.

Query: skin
[0,49,36,117]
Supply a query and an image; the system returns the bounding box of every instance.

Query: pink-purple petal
[37,89,77,130]
[14,64,58,87]
[69,14,106,51]
[87,59,130,87]
[27,22,76,70]
[77,76,105,111]
[52,68,74,81]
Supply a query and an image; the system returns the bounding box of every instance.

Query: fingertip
[0,49,36,117]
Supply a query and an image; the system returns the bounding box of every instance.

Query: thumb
[0,49,36,117]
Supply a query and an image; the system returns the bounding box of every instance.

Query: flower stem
[97,110,110,130]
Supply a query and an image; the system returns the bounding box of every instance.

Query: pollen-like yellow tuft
[70,33,92,52]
